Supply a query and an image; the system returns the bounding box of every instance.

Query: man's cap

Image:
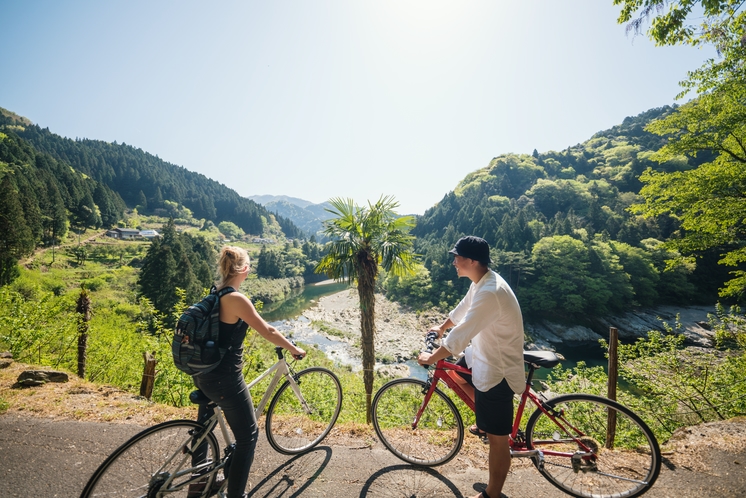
[448,236,491,265]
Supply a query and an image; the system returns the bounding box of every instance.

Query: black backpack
[172,286,235,376]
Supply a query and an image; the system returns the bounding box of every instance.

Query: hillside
[396,105,737,320]
[0,107,303,240]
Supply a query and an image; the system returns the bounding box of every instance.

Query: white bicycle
[80,345,343,497]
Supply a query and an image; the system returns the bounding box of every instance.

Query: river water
[261,282,609,381]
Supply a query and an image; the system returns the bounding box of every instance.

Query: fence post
[140,351,157,400]
[606,326,618,449]
[76,286,92,379]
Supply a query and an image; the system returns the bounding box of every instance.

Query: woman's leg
[219,381,259,497]
[195,376,259,498]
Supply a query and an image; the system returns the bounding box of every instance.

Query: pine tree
[0,175,34,284]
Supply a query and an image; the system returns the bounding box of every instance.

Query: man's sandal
[468,424,487,437]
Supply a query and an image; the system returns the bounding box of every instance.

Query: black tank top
[209,319,249,376]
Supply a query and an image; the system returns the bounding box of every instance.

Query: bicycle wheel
[372,378,464,466]
[525,393,661,498]
[80,420,220,498]
[265,367,343,455]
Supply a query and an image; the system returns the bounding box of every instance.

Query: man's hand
[427,325,442,338]
[418,345,451,366]
[418,351,434,366]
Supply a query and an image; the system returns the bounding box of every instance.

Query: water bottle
[202,340,220,364]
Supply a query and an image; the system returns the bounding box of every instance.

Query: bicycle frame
[153,349,304,496]
[419,358,597,464]
[247,348,300,419]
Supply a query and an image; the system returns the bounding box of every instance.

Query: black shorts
[474,378,514,436]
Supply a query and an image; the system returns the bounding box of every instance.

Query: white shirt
[442,270,525,394]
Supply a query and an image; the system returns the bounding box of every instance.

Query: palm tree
[316,196,416,423]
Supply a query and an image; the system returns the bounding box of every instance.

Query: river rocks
[525,304,717,351]
[0,352,12,369]
[301,289,446,368]
[525,322,604,349]
[593,304,716,347]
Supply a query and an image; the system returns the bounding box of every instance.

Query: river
[262,281,610,382]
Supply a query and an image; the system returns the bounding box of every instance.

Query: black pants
[194,373,258,498]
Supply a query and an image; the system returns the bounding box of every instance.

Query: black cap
[448,236,491,265]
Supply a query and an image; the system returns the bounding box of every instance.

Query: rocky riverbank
[287,289,720,372]
[288,288,446,375]
[526,304,718,350]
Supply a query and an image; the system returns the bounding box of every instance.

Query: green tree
[631,82,746,297]
[217,221,245,240]
[614,0,746,94]
[256,245,283,278]
[614,0,746,298]
[0,175,34,284]
[316,196,416,423]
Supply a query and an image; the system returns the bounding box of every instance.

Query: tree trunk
[357,255,378,424]
[76,287,92,379]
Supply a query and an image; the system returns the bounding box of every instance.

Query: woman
[192,245,305,498]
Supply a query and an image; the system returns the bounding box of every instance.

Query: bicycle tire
[372,378,464,466]
[265,367,343,455]
[80,419,220,498]
[525,393,661,498]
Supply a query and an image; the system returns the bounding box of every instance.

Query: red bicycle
[371,336,661,498]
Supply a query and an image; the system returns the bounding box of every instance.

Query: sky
[0,1,716,215]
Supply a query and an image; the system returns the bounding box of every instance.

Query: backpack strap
[211,286,236,298]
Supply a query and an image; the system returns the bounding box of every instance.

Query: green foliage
[217,221,245,240]
[406,105,709,318]
[138,219,216,320]
[614,0,746,96]
[0,174,34,285]
[631,81,746,298]
[243,275,304,304]
[611,327,746,441]
[0,118,303,242]
[381,263,434,308]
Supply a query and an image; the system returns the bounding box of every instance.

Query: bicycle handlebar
[274,339,306,361]
[424,331,439,353]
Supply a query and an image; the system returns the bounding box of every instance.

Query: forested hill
[395,105,730,320]
[0,108,303,239]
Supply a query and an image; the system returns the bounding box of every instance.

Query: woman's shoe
[187,475,225,498]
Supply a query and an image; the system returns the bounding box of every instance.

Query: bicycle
[371,335,661,498]
[80,345,343,497]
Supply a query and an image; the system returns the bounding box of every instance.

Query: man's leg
[471,379,514,498]
[472,434,510,498]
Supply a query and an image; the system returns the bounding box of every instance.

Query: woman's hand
[290,346,306,360]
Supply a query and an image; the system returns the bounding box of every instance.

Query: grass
[311,320,352,339]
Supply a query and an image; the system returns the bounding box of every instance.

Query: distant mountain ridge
[250,195,333,237]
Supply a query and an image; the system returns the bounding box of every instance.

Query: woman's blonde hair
[216,245,249,288]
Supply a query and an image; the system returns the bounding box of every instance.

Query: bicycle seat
[523,350,562,369]
[189,389,212,405]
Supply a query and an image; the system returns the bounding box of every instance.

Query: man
[418,236,525,498]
